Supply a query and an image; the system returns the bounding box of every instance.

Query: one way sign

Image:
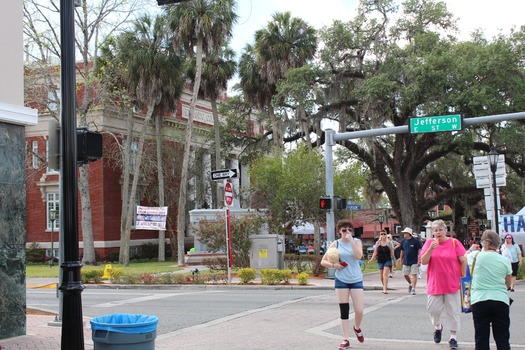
[211,168,238,181]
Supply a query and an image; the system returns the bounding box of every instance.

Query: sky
[230,0,525,58]
[224,0,525,92]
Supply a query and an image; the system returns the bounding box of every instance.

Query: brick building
[24,79,261,260]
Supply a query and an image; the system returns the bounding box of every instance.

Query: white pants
[427,291,461,332]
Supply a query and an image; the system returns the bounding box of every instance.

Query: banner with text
[136,206,168,230]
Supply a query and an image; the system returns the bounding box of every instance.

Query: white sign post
[224,182,233,284]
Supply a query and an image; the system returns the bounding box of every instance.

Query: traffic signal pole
[324,111,525,251]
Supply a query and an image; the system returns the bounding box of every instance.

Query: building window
[47,192,60,230]
[32,140,39,169]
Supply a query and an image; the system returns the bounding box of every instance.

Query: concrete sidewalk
[2,268,428,350]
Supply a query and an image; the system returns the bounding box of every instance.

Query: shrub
[279,269,293,283]
[202,257,227,271]
[141,273,158,284]
[81,269,104,284]
[118,274,142,284]
[108,268,124,284]
[260,269,281,285]
[204,273,228,284]
[138,243,158,260]
[237,268,256,284]
[26,242,46,263]
[297,272,309,285]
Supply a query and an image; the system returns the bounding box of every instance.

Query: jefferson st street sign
[409,114,462,134]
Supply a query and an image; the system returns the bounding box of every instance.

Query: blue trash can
[90,314,158,350]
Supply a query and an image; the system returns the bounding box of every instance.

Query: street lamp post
[428,210,437,220]
[488,148,500,234]
[461,216,468,241]
[49,209,57,267]
[480,219,486,234]
[378,214,384,231]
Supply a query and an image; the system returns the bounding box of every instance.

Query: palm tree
[186,44,236,207]
[105,14,184,265]
[167,0,238,266]
[250,12,317,148]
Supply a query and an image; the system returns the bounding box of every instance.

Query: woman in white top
[500,233,522,291]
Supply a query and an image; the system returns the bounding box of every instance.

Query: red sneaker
[354,326,365,343]
[338,339,350,349]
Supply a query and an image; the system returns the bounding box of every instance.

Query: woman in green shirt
[467,230,512,350]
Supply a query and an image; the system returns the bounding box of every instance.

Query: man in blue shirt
[398,227,423,295]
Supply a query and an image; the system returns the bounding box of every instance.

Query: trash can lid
[90,314,158,334]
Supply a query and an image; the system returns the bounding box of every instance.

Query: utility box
[249,234,285,270]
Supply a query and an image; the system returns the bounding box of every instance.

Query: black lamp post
[59,0,84,348]
[49,209,57,268]
[461,216,468,240]
[428,210,437,220]
[378,214,384,230]
[480,219,486,234]
[488,148,500,234]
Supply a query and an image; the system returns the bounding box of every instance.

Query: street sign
[476,177,506,188]
[472,154,505,165]
[409,114,462,134]
[346,204,361,210]
[211,168,238,181]
[473,163,506,176]
[224,182,233,207]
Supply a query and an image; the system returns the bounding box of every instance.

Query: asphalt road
[26,283,525,349]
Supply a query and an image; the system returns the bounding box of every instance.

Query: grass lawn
[26,261,184,278]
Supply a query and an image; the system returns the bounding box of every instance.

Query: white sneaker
[411,289,416,295]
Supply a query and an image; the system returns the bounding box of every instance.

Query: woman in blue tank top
[321,219,365,350]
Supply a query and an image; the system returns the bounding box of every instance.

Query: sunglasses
[380,233,386,236]
[506,237,512,239]
[341,228,353,232]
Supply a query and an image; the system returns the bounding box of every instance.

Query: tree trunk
[120,106,154,265]
[268,103,281,149]
[79,166,96,264]
[176,35,204,266]
[156,115,165,261]
[211,97,222,208]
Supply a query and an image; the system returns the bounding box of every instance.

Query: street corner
[26,283,57,289]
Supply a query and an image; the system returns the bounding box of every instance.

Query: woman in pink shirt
[420,220,467,350]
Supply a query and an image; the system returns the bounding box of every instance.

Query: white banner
[135,206,168,230]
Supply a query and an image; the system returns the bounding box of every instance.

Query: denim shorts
[334,278,364,289]
[377,261,392,270]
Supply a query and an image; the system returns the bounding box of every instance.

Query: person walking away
[321,219,365,350]
[500,233,522,292]
[398,227,422,295]
[369,229,395,294]
[467,230,512,350]
[386,233,400,277]
[420,220,467,349]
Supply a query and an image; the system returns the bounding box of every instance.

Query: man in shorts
[398,227,422,295]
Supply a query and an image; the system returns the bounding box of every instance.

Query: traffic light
[77,127,103,165]
[48,123,103,168]
[336,197,347,211]
[319,196,332,210]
